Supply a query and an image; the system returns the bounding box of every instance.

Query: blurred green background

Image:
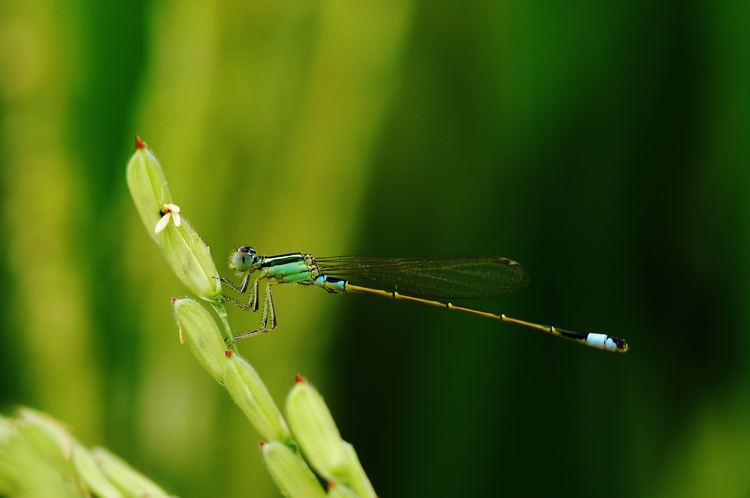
[1,0,749,496]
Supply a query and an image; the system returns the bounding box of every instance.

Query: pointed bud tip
[295,373,306,384]
[225,350,234,358]
[171,297,178,305]
[259,441,266,449]
[135,136,147,149]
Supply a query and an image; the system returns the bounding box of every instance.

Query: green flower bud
[17,407,79,461]
[285,378,348,482]
[72,445,123,498]
[261,441,326,498]
[0,417,81,498]
[341,441,377,498]
[126,138,220,301]
[125,138,174,244]
[173,298,227,383]
[2,408,173,498]
[160,218,221,301]
[326,481,359,498]
[224,355,292,444]
[91,447,170,498]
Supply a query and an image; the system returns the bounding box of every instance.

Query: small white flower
[155,203,182,234]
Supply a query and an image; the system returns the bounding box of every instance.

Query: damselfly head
[230,246,257,272]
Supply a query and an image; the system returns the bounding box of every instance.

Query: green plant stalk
[209,300,234,344]
[126,138,376,496]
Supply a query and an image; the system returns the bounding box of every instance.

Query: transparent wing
[313,255,530,300]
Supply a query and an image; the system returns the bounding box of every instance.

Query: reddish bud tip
[294,373,306,384]
[259,441,266,449]
[171,297,178,304]
[225,350,234,358]
[326,481,337,490]
[135,136,147,149]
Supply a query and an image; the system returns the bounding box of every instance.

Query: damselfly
[219,246,628,352]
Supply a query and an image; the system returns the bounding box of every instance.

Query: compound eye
[231,246,257,271]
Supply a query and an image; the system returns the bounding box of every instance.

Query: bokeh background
[1,1,749,496]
